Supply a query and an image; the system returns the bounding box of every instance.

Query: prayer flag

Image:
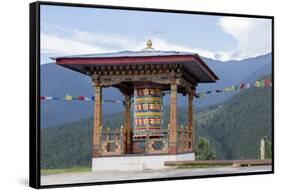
[199,93,206,98]
[45,96,53,100]
[40,78,273,103]
[224,87,231,92]
[260,80,265,87]
[265,79,271,87]
[78,96,85,101]
[255,81,261,87]
[84,97,91,101]
[65,95,72,101]
[229,86,236,91]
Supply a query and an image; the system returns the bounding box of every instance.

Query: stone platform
[92,153,195,171]
[41,166,272,185]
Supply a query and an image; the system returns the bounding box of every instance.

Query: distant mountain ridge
[40,53,272,128]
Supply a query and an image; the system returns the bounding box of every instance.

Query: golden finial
[142,39,154,51]
[147,39,152,48]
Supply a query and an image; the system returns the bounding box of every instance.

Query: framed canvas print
[29,1,274,188]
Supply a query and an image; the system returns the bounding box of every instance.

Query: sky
[40,5,272,64]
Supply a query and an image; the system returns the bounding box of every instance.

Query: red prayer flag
[265,79,271,87]
[40,96,45,100]
[78,96,85,100]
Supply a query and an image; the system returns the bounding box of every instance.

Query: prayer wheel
[133,84,163,138]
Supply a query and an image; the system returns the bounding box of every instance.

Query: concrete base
[92,153,195,171]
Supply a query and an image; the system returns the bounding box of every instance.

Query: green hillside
[41,79,272,169]
[41,112,123,169]
[196,85,272,159]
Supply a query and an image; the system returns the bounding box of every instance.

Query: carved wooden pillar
[169,83,178,154]
[124,94,131,154]
[93,81,103,158]
[188,88,195,151]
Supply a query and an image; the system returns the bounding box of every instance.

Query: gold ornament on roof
[142,39,155,51]
[147,39,152,48]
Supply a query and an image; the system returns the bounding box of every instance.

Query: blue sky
[40,5,272,64]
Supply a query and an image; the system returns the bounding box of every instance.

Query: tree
[195,137,217,160]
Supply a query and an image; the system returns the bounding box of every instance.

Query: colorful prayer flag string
[40,79,272,102]
[195,79,271,98]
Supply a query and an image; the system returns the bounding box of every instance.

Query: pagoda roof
[52,39,219,84]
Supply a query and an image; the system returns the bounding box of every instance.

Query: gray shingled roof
[50,50,194,60]
[53,49,219,83]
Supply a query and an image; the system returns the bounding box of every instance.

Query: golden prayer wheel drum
[133,85,163,139]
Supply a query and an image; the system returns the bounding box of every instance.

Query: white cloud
[41,25,143,56]
[41,33,112,55]
[218,17,272,60]
[41,28,225,62]
[41,19,272,63]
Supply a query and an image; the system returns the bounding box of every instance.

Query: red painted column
[124,95,131,154]
[169,83,178,154]
[188,89,195,151]
[93,82,102,158]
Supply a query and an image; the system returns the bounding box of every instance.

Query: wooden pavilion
[53,40,218,170]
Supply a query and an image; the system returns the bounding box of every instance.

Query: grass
[41,166,91,175]
[176,164,231,169]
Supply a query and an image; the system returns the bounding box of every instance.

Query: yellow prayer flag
[255,81,261,87]
[65,95,73,100]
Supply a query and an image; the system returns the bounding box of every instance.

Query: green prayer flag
[229,86,235,91]
[224,87,231,92]
[260,80,265,87]
[200,93,206,98]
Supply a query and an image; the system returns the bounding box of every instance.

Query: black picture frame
[29,1,274,189]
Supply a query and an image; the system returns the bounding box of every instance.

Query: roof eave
[54,54,219,83]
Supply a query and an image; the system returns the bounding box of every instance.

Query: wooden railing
[144,129,169,154]
[177,125,191,153]
[98,125,191,156]
[99,126,125,156]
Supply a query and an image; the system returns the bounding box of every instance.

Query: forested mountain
[40,53,272,128]
[195,80,272,159]
[41,76,272,169]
